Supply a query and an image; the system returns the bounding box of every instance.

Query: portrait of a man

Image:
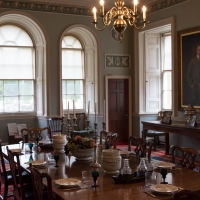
[179,27,200,108]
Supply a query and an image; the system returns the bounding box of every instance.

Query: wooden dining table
[2,143,200,200]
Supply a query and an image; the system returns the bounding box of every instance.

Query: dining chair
[145,111,166,151]
[48,117,64,137]
[21,127,50,144]
[171,145,200,170]
[0,139,14,199]
[29,163,54,200]
[99,131,118,149]
[6,146,34,200]
[70,113,94,138]
[174,189,200,200]
[128,136,154,161]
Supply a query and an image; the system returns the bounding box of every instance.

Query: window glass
[62,36,84,110]
[0,25,33,46]
[162,34,172,110]
[0,25,35,113]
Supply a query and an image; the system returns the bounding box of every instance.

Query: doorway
[105,76,132,143]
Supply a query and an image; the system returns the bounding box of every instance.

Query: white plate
[55,178,81,188]
[150,184,178,194]
[156,162,175,169]
[25,160,46,166]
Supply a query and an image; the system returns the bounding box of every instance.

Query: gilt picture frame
[178,26,200,110]
[105,54,131,68]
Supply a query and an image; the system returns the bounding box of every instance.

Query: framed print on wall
[105,54,131,68]
[178,26,200,110]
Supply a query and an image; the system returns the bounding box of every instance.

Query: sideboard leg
[165,132,169,155]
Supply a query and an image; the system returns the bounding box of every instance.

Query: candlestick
[73,100,76,118]
[95,102,97,123]
[88,101,90,120]
[103,100,105,122]
[67,101,70,119]
[90,121,101,189]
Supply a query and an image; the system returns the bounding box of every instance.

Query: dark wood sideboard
[142,121,200,155]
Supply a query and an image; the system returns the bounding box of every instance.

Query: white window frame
[134,17,175,115]
[60,25,98,116]
[0,14,47,117]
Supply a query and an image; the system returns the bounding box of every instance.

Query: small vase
[121,158,132,175]
[136,157,147,176]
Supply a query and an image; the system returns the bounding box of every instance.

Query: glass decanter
[145,158,153,172]
[121,159,132,175]
[136,157,147,176]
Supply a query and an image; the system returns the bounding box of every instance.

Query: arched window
[0,14,47,116]
[62,36,84,109]
[0,24,35,112]
[61,26,98,115]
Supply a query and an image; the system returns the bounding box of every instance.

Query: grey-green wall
[0,0,200,149]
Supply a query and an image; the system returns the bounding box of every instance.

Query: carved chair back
[30,163,54,200]
[48,117,64,136]
[100,131,118,149]
[128,136,153,161]
[0,139,14,199]
[7,147,25,200]
[21,127,50,143]
[171,145,200,170]
[70,113,86,131]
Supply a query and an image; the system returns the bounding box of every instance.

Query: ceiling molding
[0,0,189,16]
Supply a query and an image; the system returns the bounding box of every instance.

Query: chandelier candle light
[92,0,148,42]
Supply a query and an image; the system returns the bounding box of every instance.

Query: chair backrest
[128,136,153,161]
[174,189,200,200]
[21,127,50,143]
[0,139,7,184]
[171,145,200,170]
[48,117,64,135]
[100,131,118,149]
[6,146,25,200]
[30,163,53,200]
[70,113,86,131]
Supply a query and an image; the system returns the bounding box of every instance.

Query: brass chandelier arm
[103,7,118,26]
[92,22,107,31]
[132,22,147,30]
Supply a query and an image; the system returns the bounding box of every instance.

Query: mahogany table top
[2,144,200,200]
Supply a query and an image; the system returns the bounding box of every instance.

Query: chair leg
[153,136,156,151]
[3,183,8,200]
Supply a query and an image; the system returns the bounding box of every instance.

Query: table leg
[142,129,147,139]
[165,132,169,155]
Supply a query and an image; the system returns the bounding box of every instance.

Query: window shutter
[145,33,161,113]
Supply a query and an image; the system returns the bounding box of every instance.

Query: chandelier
[92,0,148,42]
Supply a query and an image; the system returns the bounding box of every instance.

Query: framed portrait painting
[178,26,200,110]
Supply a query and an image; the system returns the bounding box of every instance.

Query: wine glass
[28,143,34,153]
[54,154,60,167]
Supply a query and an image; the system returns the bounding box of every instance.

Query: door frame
[105,75,132,137]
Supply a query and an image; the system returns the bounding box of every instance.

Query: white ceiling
[18,0,160,9]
